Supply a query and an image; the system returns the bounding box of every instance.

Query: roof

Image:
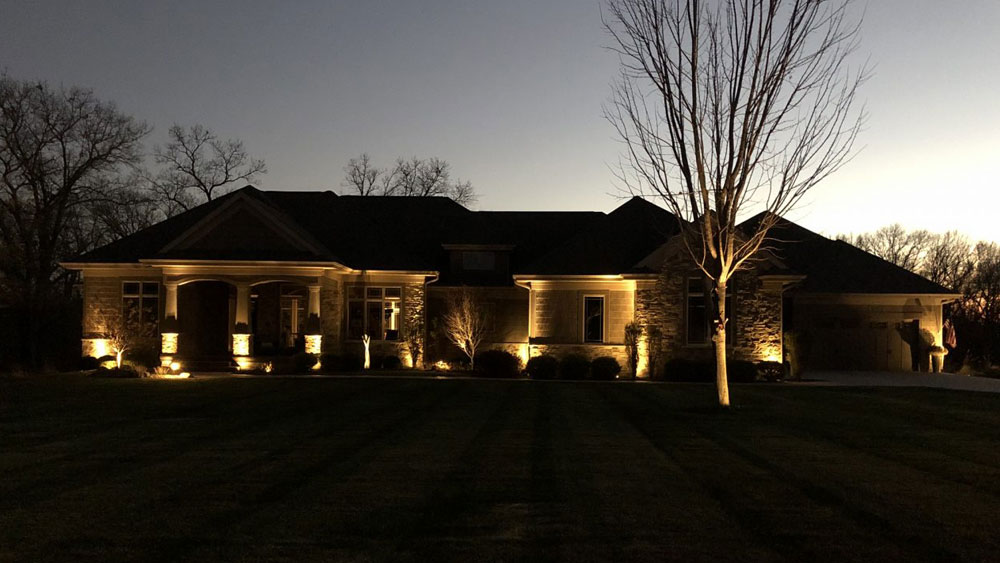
[69,186,642,275]
[740,212,956,295]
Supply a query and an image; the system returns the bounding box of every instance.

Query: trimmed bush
[382,355,403,370]
[474,350,520,378]
[559,353,590,380]
[90,365,141,378]
[80,356,101,370]
[291,352,317,373]
[126,346,160,371]
[339,352,363,372]
[526,355,559,380]
[591,356,622,380]
[661,358,758,383]
[756,361,784,382]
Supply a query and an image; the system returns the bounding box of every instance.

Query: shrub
[80,356,101,370]
[591,356,622,380]
[474,350,521,378]
[319,353,341,373]
[661,358,758,383]
[382,355,403,370]
[90,365,141,378]
[526,355,559,380]
[125,346,160,371]
[756,361,784,382]
[291,352,317,373]
[559,353,591,380]
[339,352,363,372]
[624,322,641,377]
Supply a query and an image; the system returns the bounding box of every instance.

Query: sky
[1,0,997,243]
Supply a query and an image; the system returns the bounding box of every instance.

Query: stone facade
[402,282,425,366]
[529,343,628,367]
[319,277,343,353]
[634,250,784,372]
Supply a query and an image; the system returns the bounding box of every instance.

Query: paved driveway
[799,370,1000,393]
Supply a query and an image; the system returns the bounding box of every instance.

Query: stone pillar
[305,284,322,355]
[233,282,252,358]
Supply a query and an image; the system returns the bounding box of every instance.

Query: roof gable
[155,188,335,261]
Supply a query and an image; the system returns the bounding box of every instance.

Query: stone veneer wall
[732,275,782,361]
[319,277,343,354]
[634,252,783,367]
[81,274,162,357]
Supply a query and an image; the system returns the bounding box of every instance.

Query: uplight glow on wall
[233,333,251,357]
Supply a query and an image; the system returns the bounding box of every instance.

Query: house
[62,186,960,375]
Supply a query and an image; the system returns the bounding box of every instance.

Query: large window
[122,281,159,335]
[583,296,605,343]
[686,277,733,345]
[348,286,401,340]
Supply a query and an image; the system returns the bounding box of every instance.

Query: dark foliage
[90,366,141,378]
[756,361,784,382]
[79,356,101,370]
[591,356,622,380]
[661,358,758,383]
[526,355,559,380]
[382,355,403,370]
[291,352,317,373]
[474,350,521,378]
[125,346,160,371]
[559,353,591,380]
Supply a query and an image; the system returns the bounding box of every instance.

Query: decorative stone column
[160,281,180,365]
[304,284,322,355]
[232,282,252,360]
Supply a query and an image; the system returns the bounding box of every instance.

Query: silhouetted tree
[604,0,867,406]
[0,73,149,365]
[840,224,933,273]
[442,288,491,370]
[151,124,266,216]
[342,154,477,207]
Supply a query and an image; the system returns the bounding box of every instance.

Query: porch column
[160,281,180,363]
[233,282,251,357]
[304,284,322,355]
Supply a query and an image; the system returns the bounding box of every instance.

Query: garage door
[806,321,914,372]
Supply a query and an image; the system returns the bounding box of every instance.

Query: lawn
[1,375,999,562]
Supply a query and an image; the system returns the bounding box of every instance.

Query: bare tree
[442,288,491,370]
[342,154,478,207]
[842,224,933,272]
[0,73,149,365]
[151,124,266,215]
[605,0,867,406]
[923,231,975,293]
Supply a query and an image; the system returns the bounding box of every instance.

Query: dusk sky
[2,0,997,243]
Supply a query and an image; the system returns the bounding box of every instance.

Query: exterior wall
[81,271,163,357]
[403,282,425,366]
[320,276,343,354]
[529,343,628,367]
[633,250,785,375]
[426,285,528,364]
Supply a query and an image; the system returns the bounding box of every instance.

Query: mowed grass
[1,376,999,562]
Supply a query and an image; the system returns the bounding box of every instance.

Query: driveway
[798,370,1000,393]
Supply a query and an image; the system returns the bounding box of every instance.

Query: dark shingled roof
[740,212,957,295]
[521,197,680,275]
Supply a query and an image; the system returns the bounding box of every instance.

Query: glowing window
[347,286,402,341]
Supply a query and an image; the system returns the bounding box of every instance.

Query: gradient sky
[2,0,997,242]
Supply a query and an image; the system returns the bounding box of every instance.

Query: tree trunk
[714,282,730,407]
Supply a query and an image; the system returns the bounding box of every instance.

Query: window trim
[582,294,606,344]
[346,285,403,341]
[121,280,160,334]
[685,276,735,347]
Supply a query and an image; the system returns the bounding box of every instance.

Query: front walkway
[797,370,1000,393]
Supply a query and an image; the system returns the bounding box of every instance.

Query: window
[122,281,159,335]
[280,296,306,347]
[583,296,604,343]
[347,286,401,340]
[461,251,496,271]
[686,277,733,345]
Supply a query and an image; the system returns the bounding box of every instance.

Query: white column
[160,281,180,358]
[305,284,322,355]
[308,285,321,318]
[235,283,251,327]
[164,282,179,320]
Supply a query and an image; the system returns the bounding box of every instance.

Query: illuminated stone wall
[635,251,784,368]
[403,282,425,364]
[319,277,343,353]
[529,343,628,367]
[82,277,122,337]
